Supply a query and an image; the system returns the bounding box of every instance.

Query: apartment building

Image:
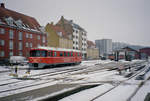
[45,23,73,49]
[56,16,87,58]
[0,3,47,60]
[95,39,112,58]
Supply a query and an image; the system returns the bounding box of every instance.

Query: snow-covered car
[10,56,28,65]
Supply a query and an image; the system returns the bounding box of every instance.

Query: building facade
[56,16,87,59]
[0,3,47,60]
[45,23,73,49]
[140,48,150,57]
[87,40,99,59]
[95,39,112,58]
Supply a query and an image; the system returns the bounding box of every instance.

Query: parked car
[10,56,28,65]
[0,59,10,66]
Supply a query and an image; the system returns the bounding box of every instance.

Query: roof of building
[122,46,139,52]
[0,3,42,32]
[87,40,95,48]
[46,23,69,39]
[56,16,86,34]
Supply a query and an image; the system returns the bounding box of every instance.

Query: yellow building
[87,48,99,59]
[45,23,73,49]
[87,40,99,59]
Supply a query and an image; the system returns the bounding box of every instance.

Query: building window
[15,20,22,28]
[26,33,29,38]
[9,51,13,56]
[37,35,40,40]
[54,52,57,57]
[0,51,4,57]
[9,30,14,39]
[42,36,45,43]
[30,34,32,38]
[30,43,32,48]
[26,42,29,47]
[0,28,5,34]
[9,40,13,49]
[19,51,22,56]
[19,32,22,40]
[37,44,40,47]
[5,17,14,26]
[19,42,22,50]
[0,40,4,46]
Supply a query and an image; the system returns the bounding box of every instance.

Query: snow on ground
[131,65,150,101]
[60,84,114,101]
[81,60,112,66]
[0,80,59,98]
[0,59,149,101]
[131,80,150,101]
[94,84,138,101]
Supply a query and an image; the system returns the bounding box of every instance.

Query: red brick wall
[0,25,47,59]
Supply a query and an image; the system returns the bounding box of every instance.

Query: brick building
[0,3,47,60]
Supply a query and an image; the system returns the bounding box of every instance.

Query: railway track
[90,63,148,101]
[0,65,91,95]
[0,61,146,98]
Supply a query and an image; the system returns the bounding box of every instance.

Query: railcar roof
[31,46,81,53]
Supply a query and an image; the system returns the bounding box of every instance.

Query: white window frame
[30,43,32,48]
[26,42,29,47]
[0,40,4,46]
[0,51,4,57]
[9,30,14,39]
[0,28,5,34]
[9,40,13,49]
[9,51,13,56]
[19,32,22,40]
[19,42,22,50]
[42,36,45,43]
[26,33,29,38]
[30,34,32,38]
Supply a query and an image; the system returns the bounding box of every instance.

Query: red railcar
[29,47,82,68]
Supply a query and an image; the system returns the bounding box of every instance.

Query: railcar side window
[64,52,67,56]
[41,51,47,57]
[48,52,51,56]
[68,52,70,56]
[60,52,63,56]
[78,53,80,56]
[71,52,73,56]
[51,51,53,57]
[54,52,57,57]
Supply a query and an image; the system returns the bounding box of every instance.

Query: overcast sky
[2,0,150,46]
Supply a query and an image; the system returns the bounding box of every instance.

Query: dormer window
[5,17,14,26]
[39,26,45,33]
[15,20,22,28]
[57,32,62,37]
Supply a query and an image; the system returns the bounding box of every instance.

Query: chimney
[0,3,5,8]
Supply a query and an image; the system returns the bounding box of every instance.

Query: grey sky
[2,0,150,46]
